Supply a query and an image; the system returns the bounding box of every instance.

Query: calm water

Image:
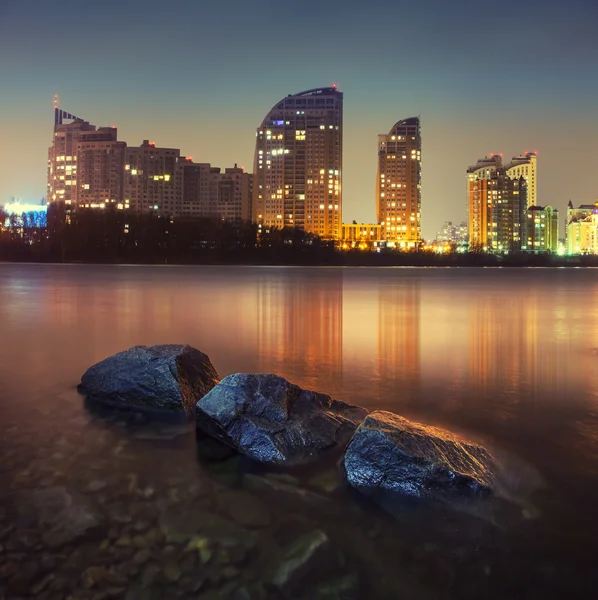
[1,264,598,599]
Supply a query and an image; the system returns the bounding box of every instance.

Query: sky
[0,0,596,239]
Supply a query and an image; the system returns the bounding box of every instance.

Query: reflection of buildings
[340,275,421,407]
[374,281,421,397]
[467,293,564,403]
[256,270,343,390]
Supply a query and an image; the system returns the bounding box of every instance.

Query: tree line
[0,203,336,264]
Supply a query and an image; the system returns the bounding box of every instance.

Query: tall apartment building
[124,141,180,215]
[436,220,468,244]
[179,160,252,223]
[77,128,126,209]
[524,205,558,253]
[253,87,343,239]
[48,107,253,223]
[376,117,421,247]
[566,201,598,255]
[506,152,537,208]
[467,167,527,252]
[48,108,125,210]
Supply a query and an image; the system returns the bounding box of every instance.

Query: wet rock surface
[78,345,219,415]
[196,373,369,465]
[344,410,495,503]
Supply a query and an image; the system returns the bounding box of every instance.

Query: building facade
[376,117,421,247]
[436,220,468,244]
[467,166,527,252]
[524,205,558,253]
[48,108,252,223]
[178,160,252,223]
[48,108,125,210]
[341,223,382,244]
[124,141,180,215]
[566,202,598,255]
[252,87,343,240]
[506,152,537,208]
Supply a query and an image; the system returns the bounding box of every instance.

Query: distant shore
[1,252,597,268]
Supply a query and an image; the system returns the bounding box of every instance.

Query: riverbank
[1,250,596,267]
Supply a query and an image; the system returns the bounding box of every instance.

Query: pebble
[133,550,151,565]
[87,480,107,493]
[116,535,132,547]
[163,563,181,583]
[141,563,161,586]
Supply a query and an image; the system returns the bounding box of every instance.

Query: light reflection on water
[2,264,598,597]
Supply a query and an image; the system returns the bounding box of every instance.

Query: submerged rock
[344,411,494,503]
[196,374,368,465]
[270,530,330,592]
[78,345,219,416]
[19,486,102,548]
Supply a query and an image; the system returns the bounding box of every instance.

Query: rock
[133,549,151,565]
[221,491,271,527]
[87,480,107,493]
[243,474,332,509]
[83,566,109,589]
[163,562,181,582]
[141,563,161,587]
[315,573,360,599]
[115,535,132,547]
[159,509,245,544]
[186,536,214,564]
[196,374,368,465]
[270,530,330,592]
[343,411,494,504]
[78,345,219,416]
[308,469,342,494]
[19,486,102,548]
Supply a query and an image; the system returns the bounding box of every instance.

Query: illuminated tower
[48,107,125,210]
[376,117,421,248]
[253,87,343,240]
[506,152,537,207]
[467,165,527,253]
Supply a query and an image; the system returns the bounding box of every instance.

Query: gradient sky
[0,0,596,238]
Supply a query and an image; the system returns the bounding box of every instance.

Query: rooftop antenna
[53,94,59,109]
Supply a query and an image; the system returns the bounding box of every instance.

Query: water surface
[1,265,597,599]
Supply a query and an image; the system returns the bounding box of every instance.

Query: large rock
[196,374,368,465]
[344,411,494,503]
[78,345,219,416]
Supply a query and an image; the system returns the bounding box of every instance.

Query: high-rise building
[466,154,503,184]
[125,140,180,215]
[435,221,468,244]
[566,201,598,255]
[48,108,125,210]
[49,108,252,225]
[467,169,527,252]
[376,117,421,247]
[506,152,537,208]
[524,205,558,253]
[253,87,343,240]
[178,160,252,223]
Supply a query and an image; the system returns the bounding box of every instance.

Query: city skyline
[1,0,596,239]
